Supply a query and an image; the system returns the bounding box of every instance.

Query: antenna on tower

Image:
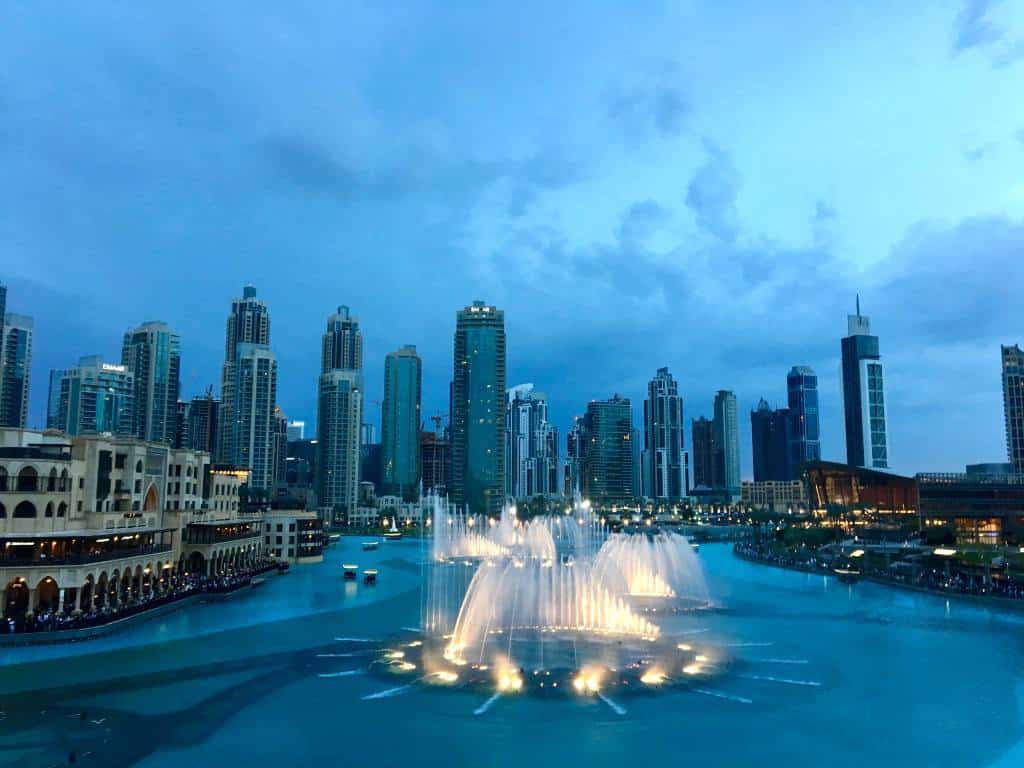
[856,293,861,317]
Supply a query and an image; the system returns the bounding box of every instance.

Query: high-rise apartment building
[228,343,278,489]
[316,306,363,519]
[382,345,422,498]
[121,321,180,444]
[787,366,821,468]
[218,285,270,465]
[691,416,713,489]
[0,314,34,428]
[712,390,740,494]
[751,398,793,482]
[52,356,134,436]
[841,298,889,469]
[581,395,634,504]
[505,384,559,499]
[451,301,506,517]
[641,367,686,501]
[1003,344,1024,473]
[187,388,220,456]
[564,416,585,497]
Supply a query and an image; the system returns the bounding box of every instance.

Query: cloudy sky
[2,1,1023,477]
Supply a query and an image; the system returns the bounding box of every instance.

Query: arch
[80,575,95,612]
[143,484,159,512]
[57,502,67,517]
[36,577,59,613]
[135,459,143,474]
[14,500,37,518]
[3,578,29,621]
[60,468,69,491]
[0,466,7,491]
[95,572,109,608]
[47,467,58,491]
[187,550,206,575]
[45,501,54,518]
[0,501,5,518]
[16,466,38,492]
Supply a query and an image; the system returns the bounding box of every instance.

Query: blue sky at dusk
[2,1,1023,477]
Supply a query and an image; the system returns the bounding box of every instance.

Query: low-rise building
[0,427,266,625]
[262,510,324,563]
[917,472,1024,545]
[740,479,808,512]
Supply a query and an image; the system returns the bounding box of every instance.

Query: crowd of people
[734,541,1024,602]
[4,559,279,635]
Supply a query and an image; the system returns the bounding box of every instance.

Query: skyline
[3,1,1024,476]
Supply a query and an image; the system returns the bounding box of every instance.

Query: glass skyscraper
[1003,344,1024,474]
[316,306,363,519]
[581,394,634,504]
[54,356,135,436]
[187,388,220,456]
[750,398,792,482]
[841,299,889,469]
[691,416,713,489]
[121,321,180,444]
[0,313,33,428]
[451,300,506,517]
[382,345,422,499]
[712,389,740,493]
[218,284,270,464]
[787,365,821,468]
[642,367,686,501]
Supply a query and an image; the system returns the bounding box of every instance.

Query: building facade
[186,389,219,456]
[316,307,363,522]
[581,395,634,504]
[1003,344,1024,474]
[451,301,506,517]
[420,427,450,497]
[564,416,585,497]
[381,345,422,498]
[0,314,33,429]
[53,356,135,437]
[787,365,821,467]
[121,321,181,445]
[227,344,278,489]
[841,299,889,469]
[217,285,270,465]
[751,398,793,482]
[691,416,713,490]
[505,384,559,499]
[741,479,808,511]
[641,367,686,501]
[712,390,740,494]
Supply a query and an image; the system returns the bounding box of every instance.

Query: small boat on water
[328,533,341,545]
[363,569,378,585]
[382,530,403,541]
[362,540,379,551]
[343,564,359,581]
[250,577,267,589]
[276,562,290,574]
[833,566,861,584]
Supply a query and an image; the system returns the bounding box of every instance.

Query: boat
[382,530,403,541]
[833,566,861,584]
[343,564,359,581]
[363,569,378,585]
[362,540,379,551]
[328,533,341,545]
[276,561,290,574]
[250,576,267,589]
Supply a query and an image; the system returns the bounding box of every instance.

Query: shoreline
[732,545,1024,613]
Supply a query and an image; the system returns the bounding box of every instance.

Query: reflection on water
[1,542,1023,768]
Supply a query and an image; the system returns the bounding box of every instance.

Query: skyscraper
[581,394,634,504]
[750,398,793,482]
[229,343,278,488]
[712,390,740,493]
[316,306,363,520]
[382,345,422,499]
[287,420,305,441]
[272,405,289,489]
[53,356,135,436]
[1003,344,1024,473]
[218,285,270,464]
[121,321,181,444]
[564,416,585,497]
[451,300,506,517]
[421,422,451,497]
[187,387,220,455]
[46,369,65,429]
[505,384,559,499]
[841,298,889,469]
[787,366,821,468]
[641,367,686,501]
[0,314,34,428]
[691,416,713,489]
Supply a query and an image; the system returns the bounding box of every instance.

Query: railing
[0,543,173,567]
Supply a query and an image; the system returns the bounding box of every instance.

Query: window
[276,536,282,545]
[135,460,143,473]
[289,523,296,532]
[276,523,283,532]
[288,548,294,557]
[16,466,38,492]
[14,500,37,518]
[115,453,126,469]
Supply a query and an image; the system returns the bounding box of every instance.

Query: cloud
[608,83,689,139]
[685,141,741,242]
[953,0,1004,53]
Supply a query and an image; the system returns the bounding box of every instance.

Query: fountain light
[385,650,405,659]
[640,669,667,685]
[432,670,458,683]
[682,663,702,675]
[497,670,523,692]
[676,643,692,651]
[695,654,708,662]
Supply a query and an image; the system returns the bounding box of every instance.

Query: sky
[2,0,1023,478]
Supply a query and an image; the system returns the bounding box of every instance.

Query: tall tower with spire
[840,296,889,469]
